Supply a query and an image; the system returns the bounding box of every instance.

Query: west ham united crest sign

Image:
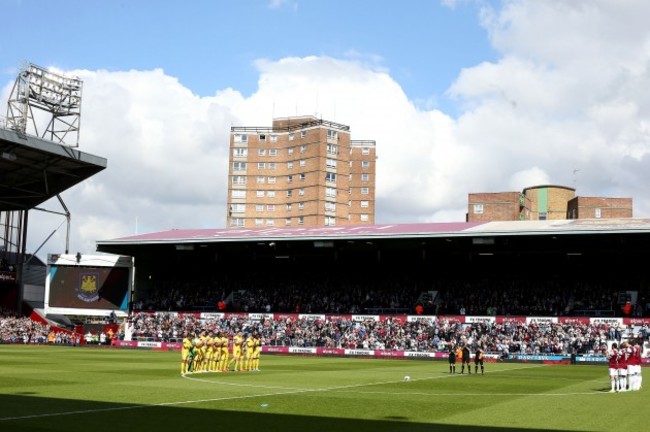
[76,272,100,302]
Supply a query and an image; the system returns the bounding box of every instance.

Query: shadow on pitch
[0,393,591,432]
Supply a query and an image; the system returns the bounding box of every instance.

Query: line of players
[180,330,262,376]
[448,344,484,375]
[607,341,643,392]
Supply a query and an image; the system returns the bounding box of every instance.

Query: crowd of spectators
[134,272,649,318]
[125,311,650,358]
[2,303,649,357]
[0,307,50,343]
[0,307,81,345]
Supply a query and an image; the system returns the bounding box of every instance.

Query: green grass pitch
[0,345,646,431]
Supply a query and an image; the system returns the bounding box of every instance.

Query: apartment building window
[258,162,265,170]
[231,204,245,213]
[267,205,275,212]
[286,204,292,211]
[362,161,370,168]
[232,176,246,185]
[301,131,307,138]
[324,172,337,183]
[287,190,292,197]
[326,187,336,197]
[256,176,265,184]
[231,190,246,199]
[327,144,338,155]
[287,175,293,183]
[234,134,248,143]
[327,130,337,140]
[255,218,263,226]
[326,158,337,168]
[362,148,370,155]
[232,162,247,171]
[269,149,278,156]
[325,202,336,212]
[268,176,276,184]
[300,144,307,152]
[361,187,369,195]
[266,219,274,226]
[360,214,369,222]
[300,160,306,167]
[298,216,304,224]
[473,204,484,215]
[256,190,264,197]
[595,208,602,218]
[256,204,264,212]
[285,218,291,226]
[259,134,266,142]
[230,218,244,227]
[270,135,278,143]
[361,201,369,208]
[288,147,294,155]
[300,173,306,181]
[258,149,266,156]
[361,173,369,181]
[325,216,336,226]
[298,202,305,210]
[289,133,295,141]
[267,191,276,198]
[233,148,248,157]
[288,162,294,169]
[268,162,276,170]
[299,188,305,196]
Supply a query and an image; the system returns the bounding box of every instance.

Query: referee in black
[461,344,471,374]
[448,345,457,374]
[474,347,485,375]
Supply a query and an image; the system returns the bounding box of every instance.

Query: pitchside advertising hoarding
[44,253,132,317]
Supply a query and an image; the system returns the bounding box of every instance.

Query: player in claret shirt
[607,342,620,393]
[618,341,629,392]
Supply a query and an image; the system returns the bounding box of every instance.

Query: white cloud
[4,0,650,258]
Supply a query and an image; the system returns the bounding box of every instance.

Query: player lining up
[182,329,262,375]
[608,341,643,392]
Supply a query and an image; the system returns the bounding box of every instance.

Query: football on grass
[403,375,411,382]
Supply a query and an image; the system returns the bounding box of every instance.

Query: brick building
[467,185,632,222]
[567,196,633,219]
[227,115,376,227]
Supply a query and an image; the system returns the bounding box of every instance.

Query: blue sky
[2,0,650,258]
[1,0,494,111]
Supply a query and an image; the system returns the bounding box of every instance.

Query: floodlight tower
[5,62,83,147]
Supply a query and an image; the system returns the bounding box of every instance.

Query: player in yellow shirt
[199,331,210,372]
[181,332,193,375]
[251,332,261,371]
[203,331,214,372]
[190,333,203,373]
[213,332,224,372]
[244,333,255,371]
[229,331,245,372]
[219,331,230,372]
[209,331,220,372]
